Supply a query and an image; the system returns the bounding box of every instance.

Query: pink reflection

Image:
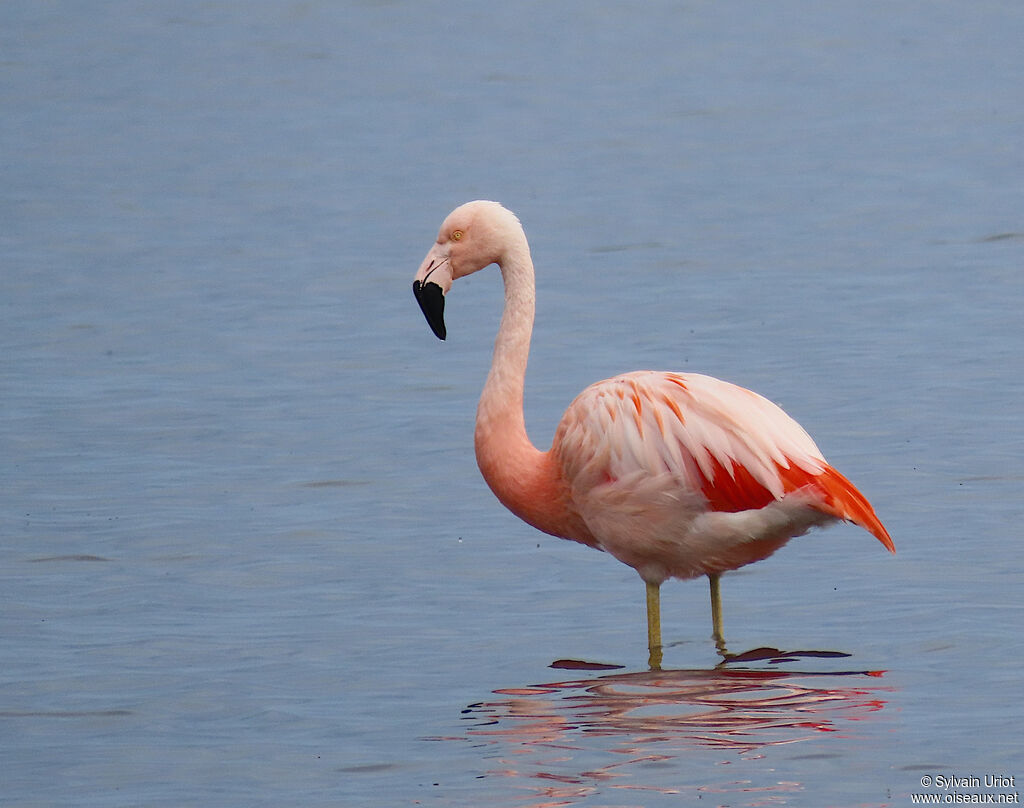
[455,665,892,806]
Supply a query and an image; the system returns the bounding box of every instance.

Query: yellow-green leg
[646,581,663,670]
[709,572,724,645]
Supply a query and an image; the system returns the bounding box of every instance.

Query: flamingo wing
[552,371,892,581]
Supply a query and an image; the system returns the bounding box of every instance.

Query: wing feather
[555,371,813,492]
[553,370,892,551]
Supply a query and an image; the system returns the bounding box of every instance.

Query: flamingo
[412,200,893,667]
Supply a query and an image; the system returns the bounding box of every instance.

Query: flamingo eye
[451,229,464,241]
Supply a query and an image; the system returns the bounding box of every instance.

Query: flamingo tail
[806,464,895,553]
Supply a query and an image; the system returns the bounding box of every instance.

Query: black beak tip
[413,280,447,340]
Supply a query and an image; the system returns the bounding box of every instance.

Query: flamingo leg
[709,572,723,644]
[645,581,663,670]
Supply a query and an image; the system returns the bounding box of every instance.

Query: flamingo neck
[478,245,535,440]
[473,243,586,542]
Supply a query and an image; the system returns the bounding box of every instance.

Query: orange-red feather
[699,455,894,553]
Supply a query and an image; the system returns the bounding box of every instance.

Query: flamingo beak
[414,279,446,340]
[413,247,453,341]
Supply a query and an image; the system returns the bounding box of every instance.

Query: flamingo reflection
[444,660,891,806]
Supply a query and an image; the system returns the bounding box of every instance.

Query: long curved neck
[477,244,535,443]
[473,240,584,542]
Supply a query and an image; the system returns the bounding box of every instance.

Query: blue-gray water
[3,2,1022,806]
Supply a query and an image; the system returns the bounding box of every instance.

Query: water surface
[2,1,1022,805]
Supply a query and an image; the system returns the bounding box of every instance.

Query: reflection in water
[445,663,891,806]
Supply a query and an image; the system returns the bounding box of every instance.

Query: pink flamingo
[413,201,894,667]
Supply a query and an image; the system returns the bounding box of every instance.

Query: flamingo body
[547,370,893,585]
[412,200,892,659]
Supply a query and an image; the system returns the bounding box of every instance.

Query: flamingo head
[413,200,523,340]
